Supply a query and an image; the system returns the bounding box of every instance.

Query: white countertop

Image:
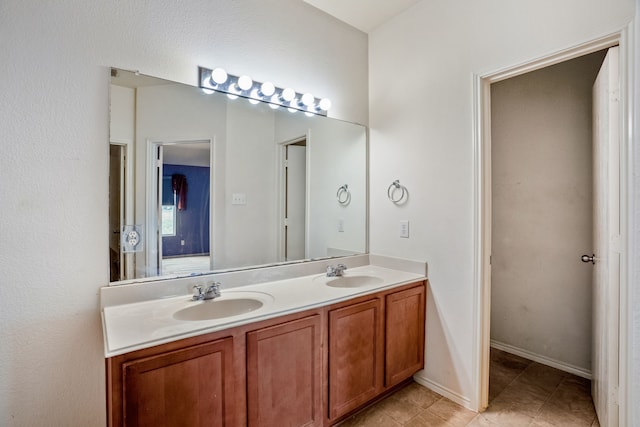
[101,263,426,357]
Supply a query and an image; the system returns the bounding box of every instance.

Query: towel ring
[337,184,350,205]
[387,180,406,203]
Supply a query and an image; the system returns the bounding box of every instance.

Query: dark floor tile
[490,348,532,371]
[512,362,566,397]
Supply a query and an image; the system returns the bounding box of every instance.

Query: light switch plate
[399,220,409,238]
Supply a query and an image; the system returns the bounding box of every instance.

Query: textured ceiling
[303,0,422,33]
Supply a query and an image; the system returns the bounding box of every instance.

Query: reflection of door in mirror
[146,140,213,277]
[284,139,307,261]
[109,140,134,281]
[109,145,124,281]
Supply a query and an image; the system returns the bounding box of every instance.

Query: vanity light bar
[198,66,331,117]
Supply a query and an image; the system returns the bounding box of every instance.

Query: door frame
[471,29,632,425]
[110,138,134,281]
[145,138,216,276]
[276,133,311,261]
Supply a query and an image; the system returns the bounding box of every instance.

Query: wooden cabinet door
[328,298,382,420]
[385,284,425,387]
[122,337,234,427]
[246,315,322,427]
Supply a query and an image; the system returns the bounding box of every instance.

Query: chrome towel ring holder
[387,180,407,204]
[337,184,351,205]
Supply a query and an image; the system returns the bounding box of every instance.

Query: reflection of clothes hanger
[172,174,188,210]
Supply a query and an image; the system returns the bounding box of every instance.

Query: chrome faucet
[326,264,347,277]
[192,282,222,301]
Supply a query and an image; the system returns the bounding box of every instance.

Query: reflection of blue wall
[162,164,210,257]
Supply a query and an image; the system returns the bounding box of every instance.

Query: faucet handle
[335,263,347,276]
[192,285,204,301]
[205,282,222,299]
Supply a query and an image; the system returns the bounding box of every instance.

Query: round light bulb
[201,88,214,95]
[248,89,261,104]
[305,111,314,117]
[260,82,275,97]
[281,88,296,102]
[226,83,240,100]
[301,93,314,107]
[269,94,281,108]
[288,98,299,113]
[319,98,332,111]
[211,68,228,85]
[237,75,253,91]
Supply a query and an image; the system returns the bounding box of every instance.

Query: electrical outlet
[232,193,246,205]
[181,240,185,246]
[338,218,344,232]
[400,220,409,238]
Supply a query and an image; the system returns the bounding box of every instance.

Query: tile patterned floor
[339,348,599,426]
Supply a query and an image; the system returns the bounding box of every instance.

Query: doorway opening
[474,34,628,427]
[146,139,214,277]
[109,139,134,282]
[489,48,607,418]
[109,144,124,282]
[279,137,308,261]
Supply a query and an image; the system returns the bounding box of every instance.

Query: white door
[590,46,620,427]
[150,144,164,276]
[285,144,306,260]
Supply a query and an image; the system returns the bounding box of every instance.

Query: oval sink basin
[324,275,384,288]
[173,292,272,321]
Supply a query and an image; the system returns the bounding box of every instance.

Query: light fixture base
[198,66,329,116]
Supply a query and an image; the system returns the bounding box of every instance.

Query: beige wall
[0,1,367,424]
[490,51,606,374]
[369,0,635,408]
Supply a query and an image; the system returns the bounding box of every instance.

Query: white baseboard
[490,340,592,379]
[413,373,475,411]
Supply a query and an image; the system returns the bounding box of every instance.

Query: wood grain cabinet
[106,280,427,427]
[328,298,383,420]
[246,315,322,427]
[326,282,426,423]
[111,337,236,427]
[385,285,426,387]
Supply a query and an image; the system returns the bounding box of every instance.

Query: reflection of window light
[161,205,176,236]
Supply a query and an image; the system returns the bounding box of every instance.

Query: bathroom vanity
[102,261,427,427]
[104,68,426,426]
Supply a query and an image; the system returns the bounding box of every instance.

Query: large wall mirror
[109,68,367,285]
